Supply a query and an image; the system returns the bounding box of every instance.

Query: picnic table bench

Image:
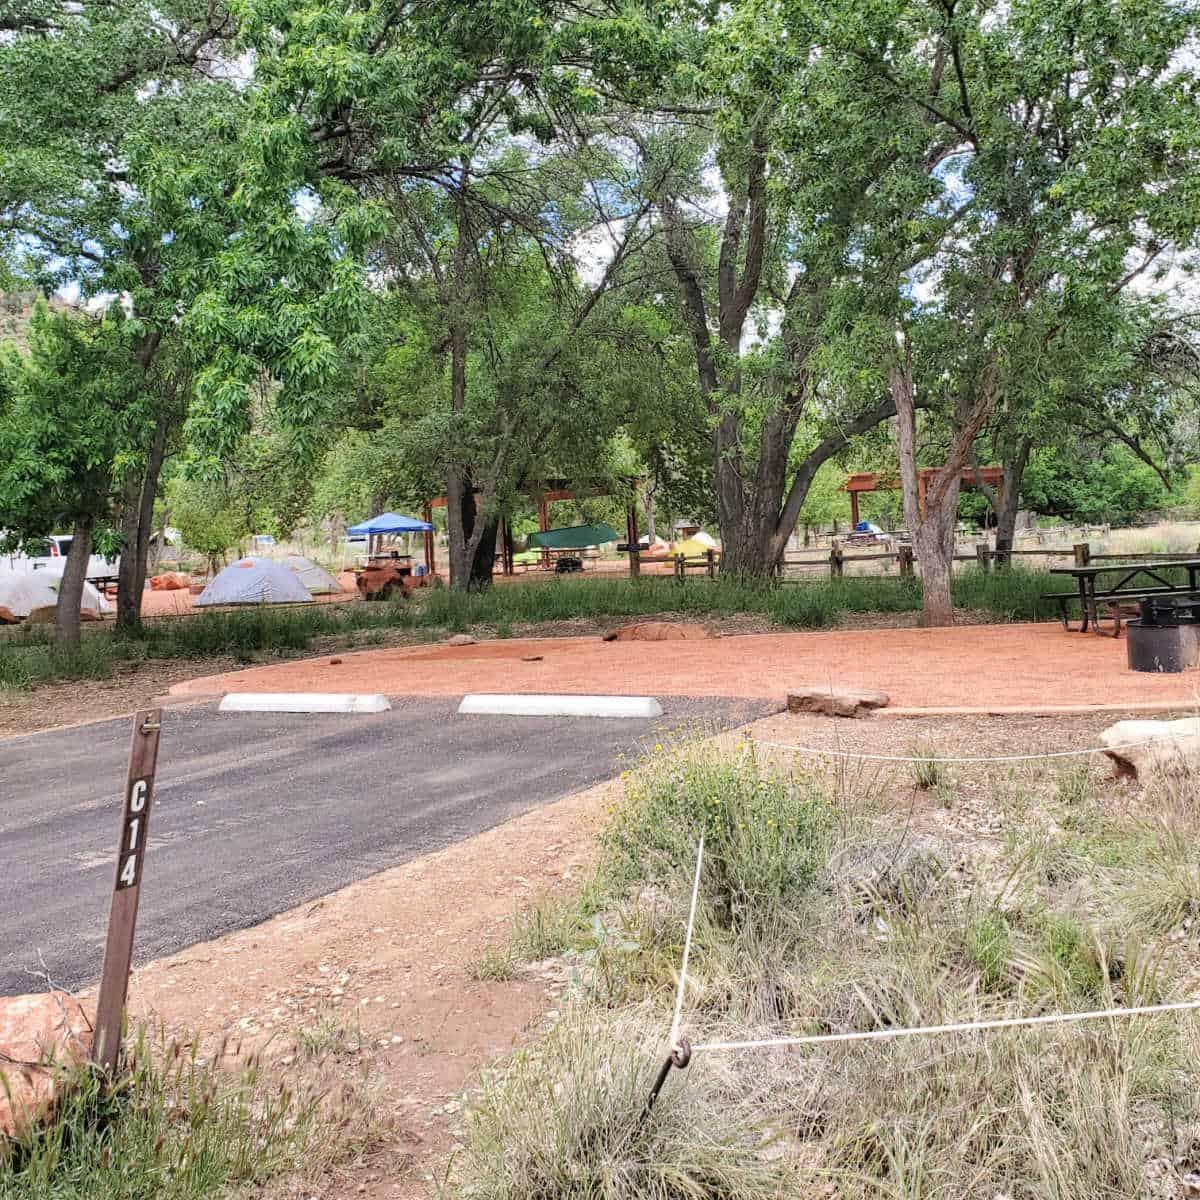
[1046,558,1200,636]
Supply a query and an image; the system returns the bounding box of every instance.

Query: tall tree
[0,0,370,630]
[824,0,1200,623]
[641,2,935,577]
[0,305,147,644]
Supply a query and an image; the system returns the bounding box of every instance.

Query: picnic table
[1047,558,1200,636]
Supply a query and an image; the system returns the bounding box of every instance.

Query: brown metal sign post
[92,707,162,1074]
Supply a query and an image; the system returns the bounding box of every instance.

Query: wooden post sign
[92,708,163,1074]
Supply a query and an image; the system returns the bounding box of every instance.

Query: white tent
[282,555,344,595]
[0,570,109,620]
[194,557,312,606]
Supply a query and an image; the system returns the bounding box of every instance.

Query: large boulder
[787,686,890,718]
[150,572,191,591]
[0,992,93,1137]
[604,621,713,643]
[1099,718,1200,781]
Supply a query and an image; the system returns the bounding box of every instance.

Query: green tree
[815,0,1200,623]
[0,304,148,643]
[0,0,372,631]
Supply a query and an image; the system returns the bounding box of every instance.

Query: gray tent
[194,557,312,606]
[283,555,343,594]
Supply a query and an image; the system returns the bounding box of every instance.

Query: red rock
[608,621,713,642]
[0,992,93,1137]
[787,686,890,718]
[150,572,191,591]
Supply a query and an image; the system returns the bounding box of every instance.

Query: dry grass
[454,737,1200,1199]
[1099,522,1200,558]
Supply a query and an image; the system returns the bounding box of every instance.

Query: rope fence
[744,729,1196,765]
[643,725,1200,1111]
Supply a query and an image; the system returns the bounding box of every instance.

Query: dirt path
[0,610,986,741]
[171,624,1200,712]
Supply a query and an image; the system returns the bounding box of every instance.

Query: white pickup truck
[1,534,119,582]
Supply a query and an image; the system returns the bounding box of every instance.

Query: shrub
[600,746,837,933]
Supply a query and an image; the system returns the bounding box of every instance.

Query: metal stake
[641,1039,692,1124]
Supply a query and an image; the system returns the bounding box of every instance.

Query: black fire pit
[1127,597,1200,672]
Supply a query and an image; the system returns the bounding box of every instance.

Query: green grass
[908,740,948,790]
[0,1029,353,1199]
[0,566,1058,692]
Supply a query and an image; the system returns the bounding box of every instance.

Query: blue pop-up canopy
[348,512,433,535]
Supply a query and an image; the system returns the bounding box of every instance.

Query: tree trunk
[150,504,168,572]
[115,415,169,637]
[892,351,954,625]
[644,481,657,543]
[994,439,1032,567]
[911,489,960,626]
[470,517,499,589]
[445,465,472,589]
[443,192,476,592]
[55,516,94,647]
[893,343,999,625]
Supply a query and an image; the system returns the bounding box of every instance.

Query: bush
[600,746,837,934]
[952,564,1057,621]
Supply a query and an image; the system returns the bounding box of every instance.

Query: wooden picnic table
[1047,558,1200,636]
[91,574,120,599]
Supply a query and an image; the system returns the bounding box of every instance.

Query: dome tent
[282,555,344,595]
[194,558,311,606]
[0,571,109,621]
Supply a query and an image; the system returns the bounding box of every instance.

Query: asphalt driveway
[1,695,772,993]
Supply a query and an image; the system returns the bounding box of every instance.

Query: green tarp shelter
[528,522,620,550]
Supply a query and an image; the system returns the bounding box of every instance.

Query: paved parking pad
[1,695,773,993]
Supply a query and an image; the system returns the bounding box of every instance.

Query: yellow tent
[672,537,720,558]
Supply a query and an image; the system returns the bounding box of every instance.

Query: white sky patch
[569,217,631,287]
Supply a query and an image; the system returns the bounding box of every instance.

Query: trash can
[1127,599,1200,672]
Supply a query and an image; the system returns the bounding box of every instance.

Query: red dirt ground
[169,622,1200,712]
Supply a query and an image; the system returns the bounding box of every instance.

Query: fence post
[1073,542,1091,568]
[829,540,844,579]
[706,549,716,579]
[629,547,640,578]
[898,544,914,577]
[674,554,685,583]
[975,542,992,572]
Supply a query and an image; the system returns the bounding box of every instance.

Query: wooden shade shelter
[424,479,641,576]
[845,467,1004,525]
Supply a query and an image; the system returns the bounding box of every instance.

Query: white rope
[691,998,1200,1054]
[668,834,704,1053]
[747,732,1194,766]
